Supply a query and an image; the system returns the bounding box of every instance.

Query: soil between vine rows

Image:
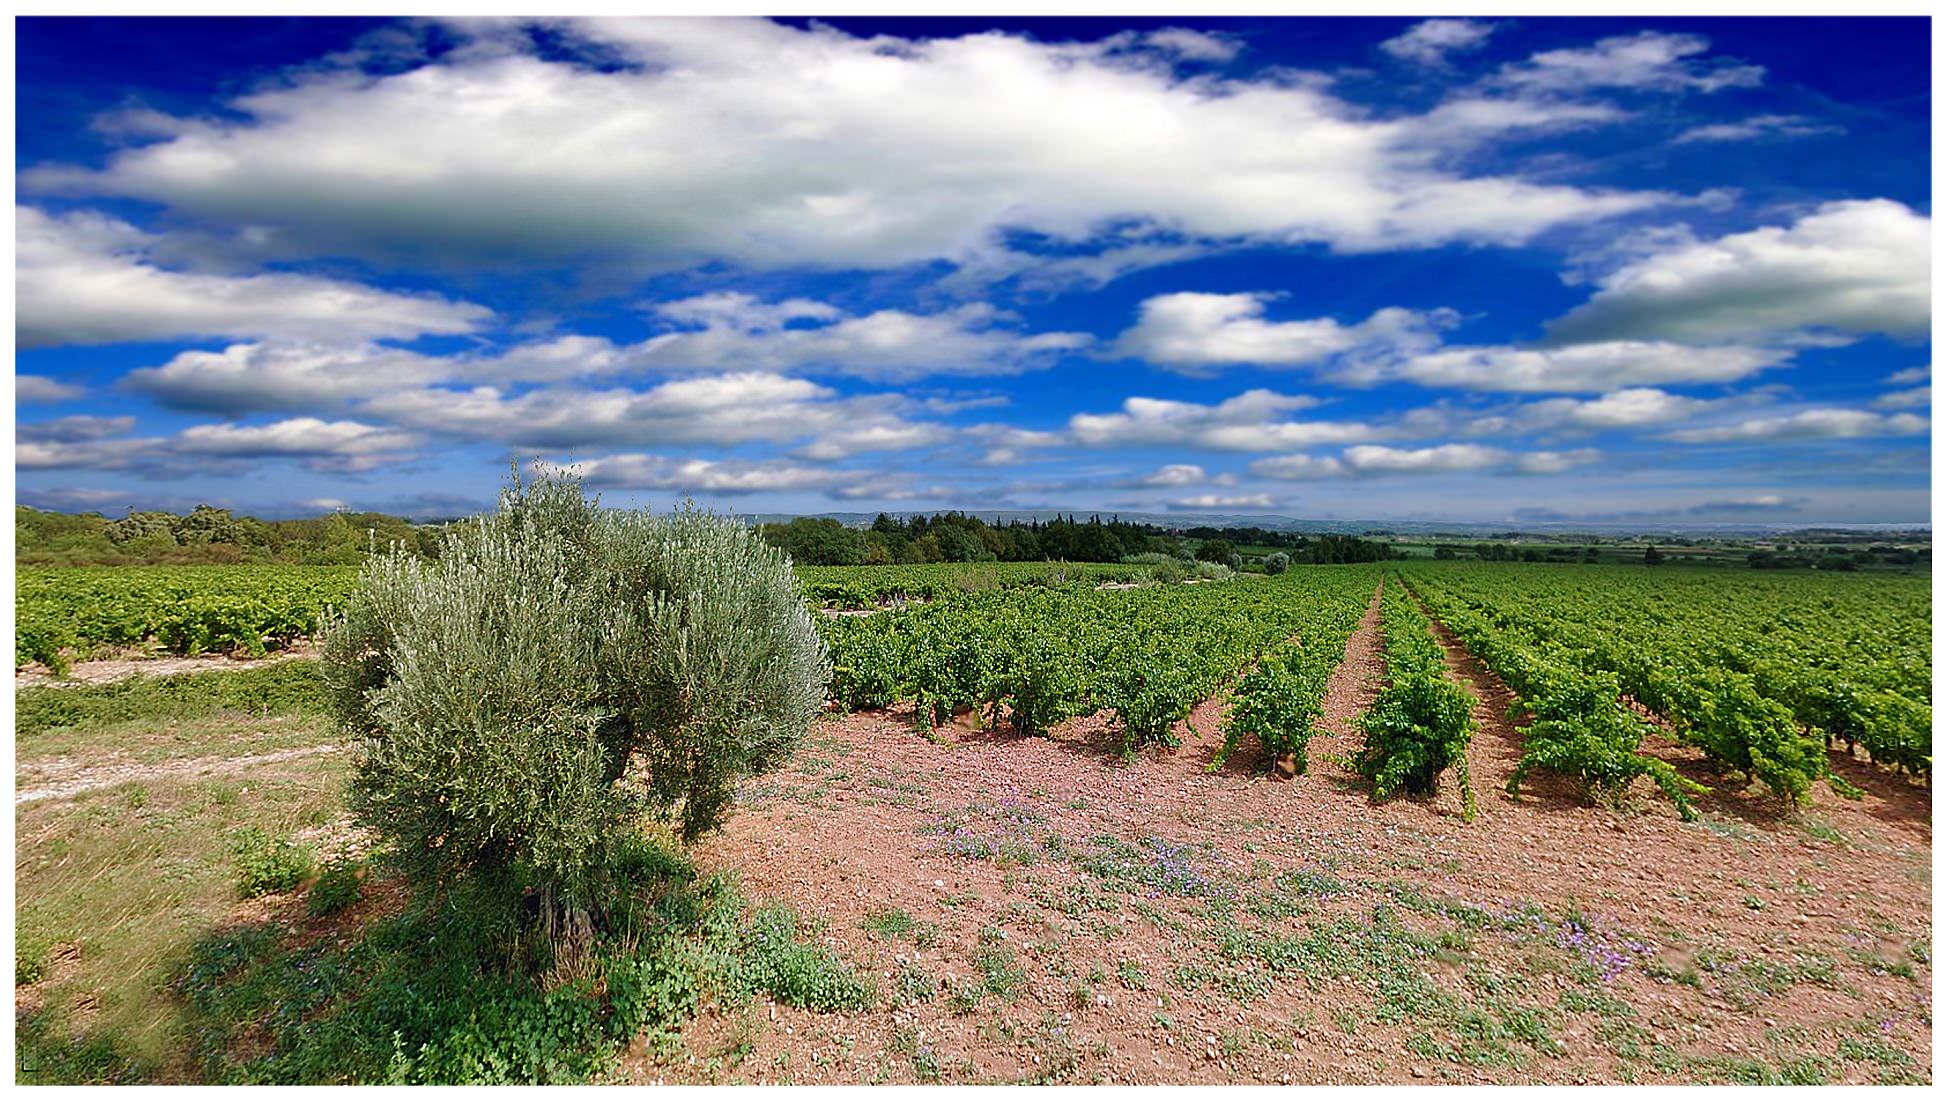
[647,581,1933,1084]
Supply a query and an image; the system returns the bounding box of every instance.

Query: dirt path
[1305,579,1385,782]
[15,647,319,690]
[15,744,343,805]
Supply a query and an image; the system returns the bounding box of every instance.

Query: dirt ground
[641,586,1933,1085]
[14,644,318,689]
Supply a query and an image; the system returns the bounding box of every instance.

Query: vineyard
[14,560,1154,671]
[14,556,1934,1084]
[816,568,1372,754]
[1401,563,1932,806]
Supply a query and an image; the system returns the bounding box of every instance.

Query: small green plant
[307,860,365,917]
[230,827,316,900]
[732,905,874,1012]
[863,907,916,939]
[15,936,49,987]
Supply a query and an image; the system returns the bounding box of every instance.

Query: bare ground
[15,745,343,805]
[15,644,318,689]
[631,581,1932,1084]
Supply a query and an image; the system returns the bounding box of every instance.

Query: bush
[321,472,829,927]
[308,860,365,917]
[1218,651,1326,771]
[232,827,316,899]
[1261,552,1291,576]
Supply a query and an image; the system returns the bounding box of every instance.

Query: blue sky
[14,15,1932,526]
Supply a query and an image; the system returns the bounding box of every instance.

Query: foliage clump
[231,827,317,900]
[321,471,829,922]
[1354,585,1476,816]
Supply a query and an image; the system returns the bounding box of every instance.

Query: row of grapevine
[15,565,360,671]
[1400,562,1929,783]
[1353,582,1476,818]
[1213,586,1367,774]
[795,561,1147,608]
[1402,577,1708,819]
[12,559,1143,671]
[816,568,1377,756]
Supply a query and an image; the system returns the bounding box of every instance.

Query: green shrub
[321,472,829,925]
[308,860,365,917]
[16,936,48,986]
[231,827,316,899]
[1219,651,1328,771]
[730,905,875,1013]
[1261,552,1291,576]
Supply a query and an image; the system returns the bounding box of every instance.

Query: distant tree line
[15,505,446,565]
[760,512,1399,567]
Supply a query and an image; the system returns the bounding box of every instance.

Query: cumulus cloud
[1248,454,1346,480]
[1167,493,1277,510]
[1875,385,1930,410]
[18,415,138,444]
[1113,292,1453,373]
[16,205,490,348]
[629,294,1092,381]
[793,422,956,462]
[1664,408,1929,444]
[1513,387,1712,431]
[1068,390,1374,452]
[16,375,86,403]
[124,341,454,415]
[1494,31,1763,94]
[27,18,1670,276]
[1371,340,1786,393]
[1887,365,1930,385]
[1673,113,1843,144]
[1548,200,1931,346]
[545,454,866,495]
[17,415,417,474]
[1136,463,1210,487]
[1381,19,1496,66]
[1252,444,1598,478]
[361,370,938,453]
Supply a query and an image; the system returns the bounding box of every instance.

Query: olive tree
[321,473,829,923]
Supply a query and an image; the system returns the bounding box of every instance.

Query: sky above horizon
[14,15,1934,526]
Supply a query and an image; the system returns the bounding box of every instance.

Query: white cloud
[18,415,138,444]
[16,375,86,403]
[1875,386,1930,410]
[16,415,417,474]
[1548,199,1931,346]
[1375,340,1786,393]
[630,294,1092,381]
[1136,463,1208,487]
[1887,365,1930,385]
[1113,292,1453,373]
[361,371,935,453]
[793,422,956,462]
[1664,408,1930,444]
[1068,390,1375,452]
[547,454,866,495]
[1381,19,1496,66]
[16,205,490,348]
[1516,387,1711,430]
[1140,28,1241,63]
[1253,444,1598,478]
[125,341,454,415]
[1673,114,1842,144]
[1495,31,1763,94]
[1249,454,1346,480]
[171,418,420,473]
[28,18,1670,274]
[1511,448,1603,474]
[1343,443,1510,475]
[1167,493,1277,510]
